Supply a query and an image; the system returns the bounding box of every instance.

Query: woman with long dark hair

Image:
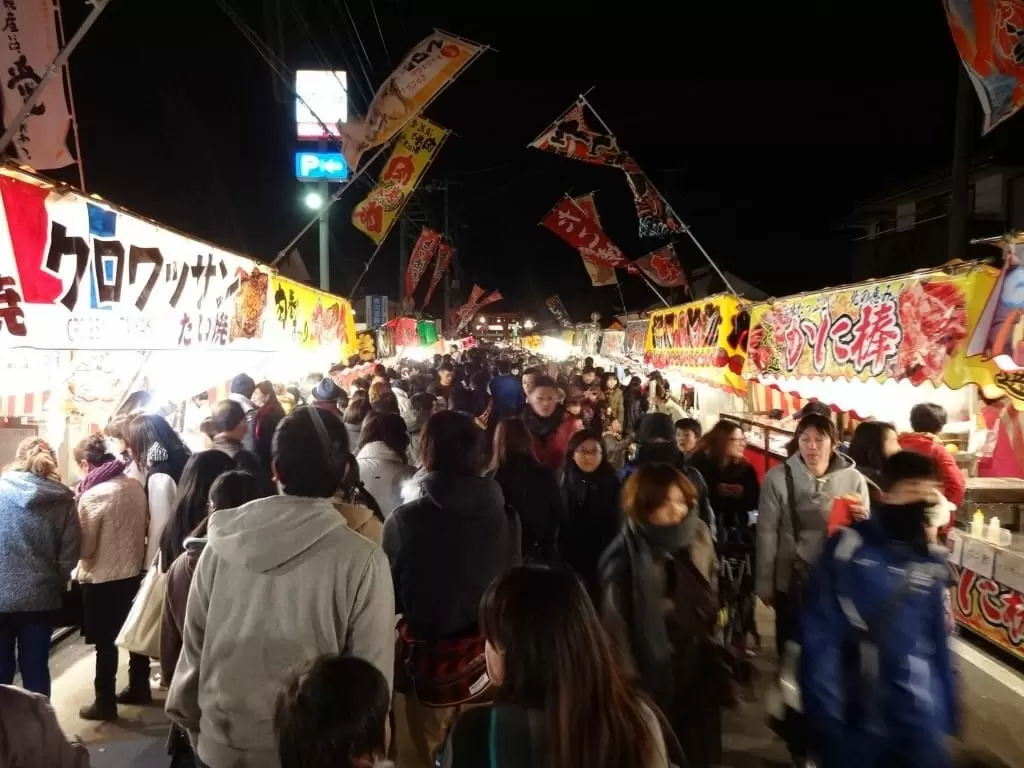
[252,380,285,473]
[622,376,647,438]
[438,565,677,768]
[73,434,150,720]
[127,414,191,564]
[158,450,236,572]
[356,412,415,517]
[488,418,562,561]
[847,420,899,501]
[558,430,621,604]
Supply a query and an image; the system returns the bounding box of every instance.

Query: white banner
[0,0,73,169]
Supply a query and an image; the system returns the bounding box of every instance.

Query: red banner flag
[541,196,628,268]
[476,290,503,310]
[630,244,689,288]
[625,170,685,238]
[529,100,631,167]
[422,240,453,308]
[573,193,617,286]
[405,228,441,297]
[453,284,486,333]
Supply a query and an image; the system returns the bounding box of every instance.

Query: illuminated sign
[296,70,348,139]
[294,152,349,182]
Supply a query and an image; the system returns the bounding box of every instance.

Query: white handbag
[115,553,166,659]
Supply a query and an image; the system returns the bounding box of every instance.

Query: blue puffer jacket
[799,519,957,768]
[0,471,80,613]
[489,375,525,421]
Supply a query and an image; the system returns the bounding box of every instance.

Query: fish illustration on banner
[626,171,684,238]
[630,244,689,288]
[529,100,631,167]
[0,175,272,351]
[0,0,73,170]
[545,294,573,327]
[573,193,617,287]
[943,0,1024,133]
[541,196,628,268]
[405,228,442,297]
[422,239,453,308]
[338,32,485,168]
[352,117,449,245]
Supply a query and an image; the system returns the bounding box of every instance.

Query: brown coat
[332,497,382,546]
[0,685,91,767]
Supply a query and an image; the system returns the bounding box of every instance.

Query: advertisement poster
[951,563,1024,664]
[625,319,648,361]
[600,329,626,359]
[644,294,750,393]
[268,276,356,358]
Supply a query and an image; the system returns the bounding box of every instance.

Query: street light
[478,316,486,324]
[523,319,535,329]
[303,191,324,210]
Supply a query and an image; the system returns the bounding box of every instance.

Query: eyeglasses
[574,447,601,457]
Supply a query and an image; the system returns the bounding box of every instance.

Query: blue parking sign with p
[295,152,349,181]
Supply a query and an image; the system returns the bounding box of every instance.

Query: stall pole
[318,138,330,291]
[0,0,112,158]
[640,274,671,307]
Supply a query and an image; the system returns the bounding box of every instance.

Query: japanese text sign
[541,196,628,268]
[644,294,750,394]
[267,276,356,358]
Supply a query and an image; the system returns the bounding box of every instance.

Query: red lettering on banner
[978,579,1003,625]
[849,300,902,376]
[0,274,27,336]
[799,313,830,372]
[355,201,383,234]
[956,567,975,615]
[382,156,415,185]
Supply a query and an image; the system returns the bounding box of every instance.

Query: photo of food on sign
[229,267,270,340]
[746,277,968,384]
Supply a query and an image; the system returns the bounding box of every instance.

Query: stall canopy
[742,262,1020,420]
[0,166,358,417]
[644,293,750,394]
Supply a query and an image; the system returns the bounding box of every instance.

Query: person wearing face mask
[600,463,722,768]
[521,375,584,471]
[799,451,958,768]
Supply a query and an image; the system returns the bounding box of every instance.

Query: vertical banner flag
[546,295,574,327]
[353,117,449,244]
[454,284,487,333]
[422,239,452,308]
[625,170,684,237]
[541,196,628,268]
[338,32,485,168]
[573,193,618,286]
[943,0,1024,133]
[405,227,441,297]
[529,100,631,167]
[0,0,73,169]
[629,244,689,288]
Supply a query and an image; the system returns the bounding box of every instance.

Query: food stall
[643,293,750,430]
[0,165,357,471]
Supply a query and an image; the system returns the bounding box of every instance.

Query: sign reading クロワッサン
[0,174,272,351]
[644,294,750,393]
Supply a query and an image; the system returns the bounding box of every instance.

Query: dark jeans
[0,611,54,697]
[94,640,150,702]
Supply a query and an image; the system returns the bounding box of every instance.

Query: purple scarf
[77,458,126,496]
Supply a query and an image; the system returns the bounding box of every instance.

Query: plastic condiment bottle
[988,517,1002,545]
[971,510,985,538]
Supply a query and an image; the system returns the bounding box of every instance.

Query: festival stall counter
[0,165,358,468]
[644,293,751,431]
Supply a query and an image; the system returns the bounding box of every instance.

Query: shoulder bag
[115,552,166,659]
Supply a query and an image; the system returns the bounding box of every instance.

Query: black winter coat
[558,462,622,603]
[493,455,562,561]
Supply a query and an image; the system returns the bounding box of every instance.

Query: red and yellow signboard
[267,276,356,359]
[644,294,750,393]
[951,564,1024,664]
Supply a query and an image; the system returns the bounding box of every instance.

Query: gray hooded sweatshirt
[165,495,395,768]
[756,452,869,600]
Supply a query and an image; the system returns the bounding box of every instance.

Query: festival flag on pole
[573,193,618,286]
[454,284,487,333]
[421,239,453,308]
[943,0,1024,133]
[625,170,685,238]
[353,117,449,245]
[628,244,689,288]
[405,228,442,297]
[0,0,73,169]
[545,294,574,327]
[541,196,628,268]
[338,31,485,168]
[529,100,631,167]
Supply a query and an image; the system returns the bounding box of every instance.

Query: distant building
[840,157,1024,281]
[472,311,522,343]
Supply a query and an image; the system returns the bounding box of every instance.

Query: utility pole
[399,216,409,306]
[948,65,974,261]
[318,139,330,291]
[443,179,451,333]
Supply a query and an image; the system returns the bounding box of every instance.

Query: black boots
[79,697,117,721]
[115,684,153,705]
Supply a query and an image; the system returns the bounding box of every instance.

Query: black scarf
[522,405,564,445]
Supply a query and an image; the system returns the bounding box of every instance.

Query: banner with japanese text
[631,244,688,288]
[574,323,601,356]
[405,227,441,297]
[600,329,626,359]
[529,100,631,167]
[645,294,750,393]
[0,0,73,169]
[338,32,484,168]
[267,276,357,359]
[625,171,684,238]
[625,319,649,361]
[541,196,628,268]
[422,239,452,307]
[545,294,573,327]
[352,117,448,244]
[573,193,617,286]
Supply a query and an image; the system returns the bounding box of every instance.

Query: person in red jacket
[898,403,966,511]
[522,375,583,471]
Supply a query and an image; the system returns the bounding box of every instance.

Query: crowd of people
[0,346,999,768]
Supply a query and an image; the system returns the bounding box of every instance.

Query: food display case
[723,413,795,481]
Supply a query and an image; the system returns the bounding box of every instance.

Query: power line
[341,0,377,82]
[289,1,369,106]
[369,0,391,65]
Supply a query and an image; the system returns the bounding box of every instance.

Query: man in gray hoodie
[166,406,395,768]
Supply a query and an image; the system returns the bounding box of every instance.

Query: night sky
[58,1,973,322]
